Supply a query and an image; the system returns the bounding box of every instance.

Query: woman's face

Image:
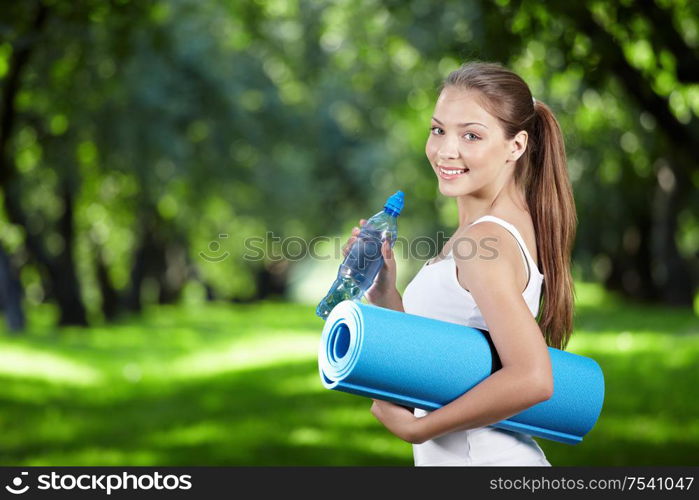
[425,87,521,198]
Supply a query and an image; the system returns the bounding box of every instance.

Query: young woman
[342,61,576,466]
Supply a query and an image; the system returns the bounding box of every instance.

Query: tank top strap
[468,215,541,282]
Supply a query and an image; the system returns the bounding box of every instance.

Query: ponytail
[526,100,576,350]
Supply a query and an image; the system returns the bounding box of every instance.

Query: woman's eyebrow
[432,116,488,129]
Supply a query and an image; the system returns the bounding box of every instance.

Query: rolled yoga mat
[318,300,604,445]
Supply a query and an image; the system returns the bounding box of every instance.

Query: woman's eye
[429,127,479,141]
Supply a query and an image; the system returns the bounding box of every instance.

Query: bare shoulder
[452,221,524,294]
[452,219,550,374]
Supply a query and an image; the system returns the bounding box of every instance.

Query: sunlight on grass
[288,427,325,445]
[568,331,699,364]
[1,288,697,466]
[24,448,161,466]
[0,345,104,386]
[148,421,230,447]
[287,425,409,460]
[318,406,379,427]
[275,372,325,395]
[574,281,615,308]
[600,415,699,444]
[345,431,411,458]
[167,333,320,379]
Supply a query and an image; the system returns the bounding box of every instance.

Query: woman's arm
[370,222,553,444]
[415,222,553,442]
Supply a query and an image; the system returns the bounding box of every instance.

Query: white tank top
[402,215,544,328]
[401,215,548,466]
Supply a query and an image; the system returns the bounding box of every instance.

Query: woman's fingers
[382,241,396,275]
[343,235,357,256]
[382,240,392,260]
[342,225,363,256]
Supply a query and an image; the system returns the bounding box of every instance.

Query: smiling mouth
[438,166,469,178]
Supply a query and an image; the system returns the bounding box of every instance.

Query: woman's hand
[370,400,424,444]
[342,219,400,307]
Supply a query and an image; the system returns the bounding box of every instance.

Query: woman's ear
[508,130,528,163]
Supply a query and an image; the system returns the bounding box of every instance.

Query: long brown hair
[441,61,577,350]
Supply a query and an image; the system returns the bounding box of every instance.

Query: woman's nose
[438,141,459,160]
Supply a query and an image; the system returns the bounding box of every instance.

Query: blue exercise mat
[318,300,604,445]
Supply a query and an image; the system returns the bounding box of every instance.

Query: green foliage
[0,0,697,319]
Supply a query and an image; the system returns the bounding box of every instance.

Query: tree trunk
[157,243,188,305]
[253,260,289,299]
[124,208,186,310]
[0,246,25,332]
[96,249,120,321]
[650,160,695,306]
[49,183,87,325]
[124,227,154,313]
[1,3,87,326]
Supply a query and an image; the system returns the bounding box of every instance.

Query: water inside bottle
[341,226,385,291]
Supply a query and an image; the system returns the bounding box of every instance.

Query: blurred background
[0,0,697,465]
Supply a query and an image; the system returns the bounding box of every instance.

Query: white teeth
[440,167,466,175]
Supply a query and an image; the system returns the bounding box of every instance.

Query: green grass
[0,282,697,466]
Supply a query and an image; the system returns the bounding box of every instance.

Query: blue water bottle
[316,191,405,320]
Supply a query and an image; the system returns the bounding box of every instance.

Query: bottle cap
[383,190,404,215]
